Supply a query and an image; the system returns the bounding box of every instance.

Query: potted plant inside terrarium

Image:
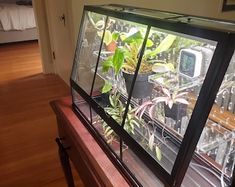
[97,29,120,52]
[88,12,119,52]
[156,87,189,122]
[101,29,176,99]
[135,86,189,130]
[101,47,125,94]
[95,91,163,161]
[122,31,176,99]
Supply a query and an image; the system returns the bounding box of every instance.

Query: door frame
[44,0,74,84]
[32,0,55,74]
[32,0,74,77]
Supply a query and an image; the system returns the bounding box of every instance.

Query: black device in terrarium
[70,4,235,187]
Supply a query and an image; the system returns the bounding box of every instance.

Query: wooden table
[50,97,130,187]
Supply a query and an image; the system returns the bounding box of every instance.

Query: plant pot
[122,71,154,99]
[93,93,110,107]
[105,41,117,52]
[164,103,187,130]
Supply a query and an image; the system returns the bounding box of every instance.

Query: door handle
[60,14,66,26]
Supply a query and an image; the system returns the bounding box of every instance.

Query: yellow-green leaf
[112,32,119,41]
[146,39,153,47]
[113,48,124,75]
[150,34,176,57]
[155,146,162,161]
[123,31,143,44]
[102,57,113,72]
[102,81,112,93]
[103,30,112,45]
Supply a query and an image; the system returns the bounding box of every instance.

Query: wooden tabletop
[50,97,130,187]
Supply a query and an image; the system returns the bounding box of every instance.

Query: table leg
[56,138,75,187]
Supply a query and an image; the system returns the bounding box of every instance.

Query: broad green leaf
[146,39,154,47]
[120,33,127,41]
[102,81,112,93]
[112,32,119,41]
[123,31,143,44]
[143,49,153,58]
[155,146,162,161]
[136,39,143,49]
[103,30,112,45]
[102,57,113,72]
[150,34,176,57]
[113,48,124,75]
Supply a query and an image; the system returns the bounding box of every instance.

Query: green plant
[97,30,119,46]
[88,12,119,47]
[121,31,176,74]
[101,30,176,93]
[102,92,141,143]
[101,91,162,161]
[101,48,125,93]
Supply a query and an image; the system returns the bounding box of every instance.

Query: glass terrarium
[70,4,235,187]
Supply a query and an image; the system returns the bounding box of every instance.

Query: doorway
[45,0,74,84]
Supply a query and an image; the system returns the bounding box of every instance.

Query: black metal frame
[84,5,230,41]
[172,33,235,186]
[71,80,172,186]
[222,0,235,11]
[71,101,142,187]
[70,5,235,187]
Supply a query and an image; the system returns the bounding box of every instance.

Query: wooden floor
[0,41,83,187]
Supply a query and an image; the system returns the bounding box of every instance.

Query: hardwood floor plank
[0,41,83,187]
